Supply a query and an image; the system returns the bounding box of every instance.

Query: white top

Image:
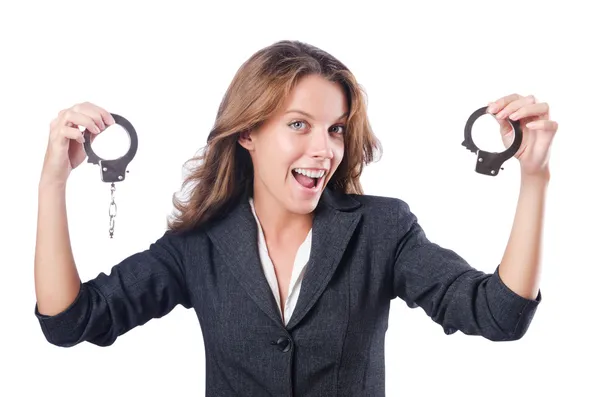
[249,198,312,325]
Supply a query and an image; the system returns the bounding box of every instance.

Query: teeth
[293,168,326,178]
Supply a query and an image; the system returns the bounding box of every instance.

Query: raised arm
[392,193,542,342]
[392,92,556,341]
[34,102,191,348]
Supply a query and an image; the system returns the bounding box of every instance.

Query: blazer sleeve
[34,230,192,347]
[392,200,541,341]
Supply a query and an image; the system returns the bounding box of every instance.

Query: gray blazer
[35,187,541,396]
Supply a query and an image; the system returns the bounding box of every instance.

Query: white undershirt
[249,198,312,325]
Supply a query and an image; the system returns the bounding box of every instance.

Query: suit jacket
[34,187,541,396]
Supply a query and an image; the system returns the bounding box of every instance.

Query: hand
[40,102,115,186]
[487,94,558,177]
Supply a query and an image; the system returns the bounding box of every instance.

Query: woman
[34,40,557,396]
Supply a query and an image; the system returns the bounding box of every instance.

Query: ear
[237,129,255,151]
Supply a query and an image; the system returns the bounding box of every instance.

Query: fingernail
[94,126,101,133]
[496,111,506,119]
[487,103,498,113]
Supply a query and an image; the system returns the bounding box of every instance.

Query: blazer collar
[206,187,362,329]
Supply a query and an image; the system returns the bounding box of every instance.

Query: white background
[1,1,598,396]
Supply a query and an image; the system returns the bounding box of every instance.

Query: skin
[36,102,115,316]
[487,93,559,300]
[238,74,348,308]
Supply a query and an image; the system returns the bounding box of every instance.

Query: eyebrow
[285,109,348,121]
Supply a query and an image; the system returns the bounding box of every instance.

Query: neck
[251,189,312,246]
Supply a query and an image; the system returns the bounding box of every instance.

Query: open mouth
[292,168,326,190]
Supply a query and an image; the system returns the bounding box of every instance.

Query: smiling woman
[34,39,552,397]
[167,43,381,232]
[236,74,353,216]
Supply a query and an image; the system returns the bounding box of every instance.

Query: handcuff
[83,113,138,238]
[462,105,522,176]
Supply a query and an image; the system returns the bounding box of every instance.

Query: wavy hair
[167,40,381,233]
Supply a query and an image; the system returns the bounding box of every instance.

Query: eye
[329,125,346,134]
[288,120,307,130]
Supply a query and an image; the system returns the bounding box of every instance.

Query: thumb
[493,111,515,149]
[496,116,516,149]
[487,103,514,149]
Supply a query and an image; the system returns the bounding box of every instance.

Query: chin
[286,197,321,215]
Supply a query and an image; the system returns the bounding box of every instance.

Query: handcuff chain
[108,183,117,238]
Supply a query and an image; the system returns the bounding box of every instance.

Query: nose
[308,127,334,159]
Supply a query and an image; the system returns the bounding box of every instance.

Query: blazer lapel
[205,188,362,330]
[205,195,283,327]
[286,188,362,330]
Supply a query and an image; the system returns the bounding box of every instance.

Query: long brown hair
[167,40,381,233]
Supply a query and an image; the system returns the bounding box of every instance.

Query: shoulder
[352,193,410,213]
[333,188,414,217]
[323,188,418,235]
[354,194,416,228]
[154,226,211,257]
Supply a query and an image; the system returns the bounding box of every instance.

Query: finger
[509,102,550,121]
[59,109,101,134]
[499,121,515,148]
[487,93,524,114]
[72,102,114,131]
[83,102,116,127]
[89,131,98,142]
[525,119,558,132]
[495,95,536,119]
[98,107,116,127]
[498,118,514,137]
[53,126,85,144]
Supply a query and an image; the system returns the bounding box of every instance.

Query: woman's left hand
[487,93,558,177]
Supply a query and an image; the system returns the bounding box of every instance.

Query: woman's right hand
[40,102,115,186]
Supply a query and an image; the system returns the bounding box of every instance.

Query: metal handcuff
[83,113,138,238]
[462,105,523,176]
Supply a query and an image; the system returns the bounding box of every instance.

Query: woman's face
[239,74,348,215]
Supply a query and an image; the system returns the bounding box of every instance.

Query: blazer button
[271,337,292,353]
